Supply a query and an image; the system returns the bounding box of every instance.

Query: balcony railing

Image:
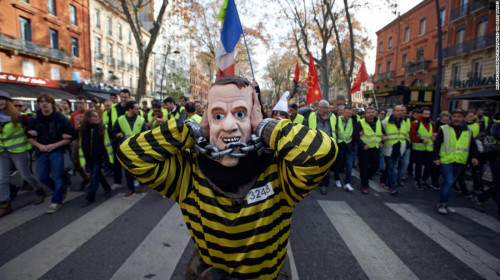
[450,5,468,21]
[377,71,395,81]
[443,33,495,58]
[405,60,431,75]
[95,52,103,60]
[471,0,486,11]
[107,56,115,66]
[118,60,125,67]
[0,32,73,64]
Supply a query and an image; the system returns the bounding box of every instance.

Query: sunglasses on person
[272,111,287,116]
[14,105,24,108]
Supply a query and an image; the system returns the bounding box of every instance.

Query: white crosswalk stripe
[455,207,500,234]
[319,200,419,280]
[0,191,83,235]
[110,204,191,280]
[351,169,384,192]
[386,203,500,280]
[0,193,145,280]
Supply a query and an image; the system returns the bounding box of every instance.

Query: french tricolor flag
[215,0,243,80]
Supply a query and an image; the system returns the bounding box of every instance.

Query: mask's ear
[200,101,209,140]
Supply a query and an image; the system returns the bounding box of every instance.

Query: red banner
[0,72,60,88]
[350,62,368,94]
[306,55,322,104]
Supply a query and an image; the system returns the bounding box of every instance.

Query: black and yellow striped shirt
[117,118,337,279]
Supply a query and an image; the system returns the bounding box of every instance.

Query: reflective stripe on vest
[292,114,304,125]
[412,121,434,152]
[0,122,31,153]
[337,116,353,144]
[439,125,471,165]
[384,119,407,146]
[360,119,383,148]
[117,115,145,138]
[308,112,337,140]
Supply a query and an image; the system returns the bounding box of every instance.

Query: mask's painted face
[207,84,253,167]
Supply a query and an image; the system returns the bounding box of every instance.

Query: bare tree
[117,0,169,101]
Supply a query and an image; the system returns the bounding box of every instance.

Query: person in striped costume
[117,76,337,279]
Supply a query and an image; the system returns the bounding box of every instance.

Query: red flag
[350,62,369,94]
[293,63,300,82]
[306,55,322,104]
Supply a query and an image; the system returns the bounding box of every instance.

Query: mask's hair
[211,76,254,91]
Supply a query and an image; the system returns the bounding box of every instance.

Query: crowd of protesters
[0,87,498,220]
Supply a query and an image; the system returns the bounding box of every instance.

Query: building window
[128,31,132,45]
[51,67,60,80]
[377,63,381,74]
[456,27,465,44]
[96,37,101,56]
[118,24,122,40]
[419,18,426,35]
[71,37,79,57]
[416,48,424,61]
[404,27,410,42]
[22,61,35,77]
[48,0,56,16]
[388,36,393,49]
[95,9,100,29]
[386,60,392,73]
[402,53,408,67]
[439,8,446,26]
[118,47,123,64]
[477,17,487,37]
[107,17,112,35]
[452,63,460,82]
[49,29,58,49]
[472,59,482,79]
[108,43,113,56]
[69,5,77,26]
[379,41,383,53]
[19,17,32,41]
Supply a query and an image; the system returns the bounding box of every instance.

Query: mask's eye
[235,111,245,119]
[214,113,224,121]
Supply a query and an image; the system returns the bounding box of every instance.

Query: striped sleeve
[268,119,338,206]
[116,118,196,201]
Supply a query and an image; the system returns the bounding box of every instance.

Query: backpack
[475,132,499,154]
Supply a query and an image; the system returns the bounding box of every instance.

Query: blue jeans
[384,151,401,190]
[37,150,65,204]
[334,143,354,184]
[86,159,111,201]
[378,148,385,172]
[439,163,464,204]
[397,147,411,181]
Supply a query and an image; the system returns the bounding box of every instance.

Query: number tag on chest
[246,183,274,204]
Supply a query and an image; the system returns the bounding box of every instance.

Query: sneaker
[0,203,12,218]
[415,182,424,190]
[344,183,353,192]
[361,187,369,194]
[461,190,472,199]
[123,190,135,199]
[437,204,448,215]
[140,185,148,195]
[134,180,140,187]
[390,188,399,196]
[320,186,327,195]
[62,190,69,203]
[111,184,122,191]
[79,199,93,208]
[335,180,342,188]
[9,170,18,177]
[431,184,440,190]
[46,203,62,214]
[472,195,486,212]
[396,180,404,187]
[446,205,457,214]
[34,189,47,205]
[421,182,432,190]
[452,185,460,193]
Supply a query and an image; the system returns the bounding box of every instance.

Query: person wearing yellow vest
[0,91,45,217]
[354,107,386,194]
[396,106,412,186]
[380,105,407,195]
[113,101,147,198]
[288,104,304,125]
[77,110,114,207]
[475,108,489,133]
[410,107,436,190]
[333,106,356,192]
[185,102,202,124]
[164,97,186,121]
[109,89,130,191]
[433,109,479,215]
[308,100,337,195]
[146,102,169,128]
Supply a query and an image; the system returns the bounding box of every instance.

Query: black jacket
[80,124,107,163]
[26,110,75,153]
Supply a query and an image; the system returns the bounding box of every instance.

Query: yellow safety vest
[292,114,304,125]
[169,106,185,120]
[0,121,31,153]
[117,115,145,138]
[110,103,127,126]
[102,110,110,127]
[189,114,202,124]
[468,123,479,138]
[476,116,489,129]
[308,113,337,140]
[360,119,383,149]
[147,109,169,128]
[412,121,434,152]
[439,125,471,165]
[384,118,407,147]
[78,129,114,168]
[404,117,411,141]
[337,116,353,144]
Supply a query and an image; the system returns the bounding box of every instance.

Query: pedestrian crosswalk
[1,191,499,279]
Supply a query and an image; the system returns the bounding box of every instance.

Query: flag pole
[234,2,255,81]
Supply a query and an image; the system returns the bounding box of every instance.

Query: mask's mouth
[222,137,241,144]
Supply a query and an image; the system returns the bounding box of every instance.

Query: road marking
[455,207,500,234]
[287,242,299,280]
[110,204,191,280]
[0,193,144,280]
[386,203,500,279]
[351,169,384,192]
[318,200,418,280]
[0,191,84,235]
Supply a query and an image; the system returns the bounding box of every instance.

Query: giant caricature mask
[207,84,253,167]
